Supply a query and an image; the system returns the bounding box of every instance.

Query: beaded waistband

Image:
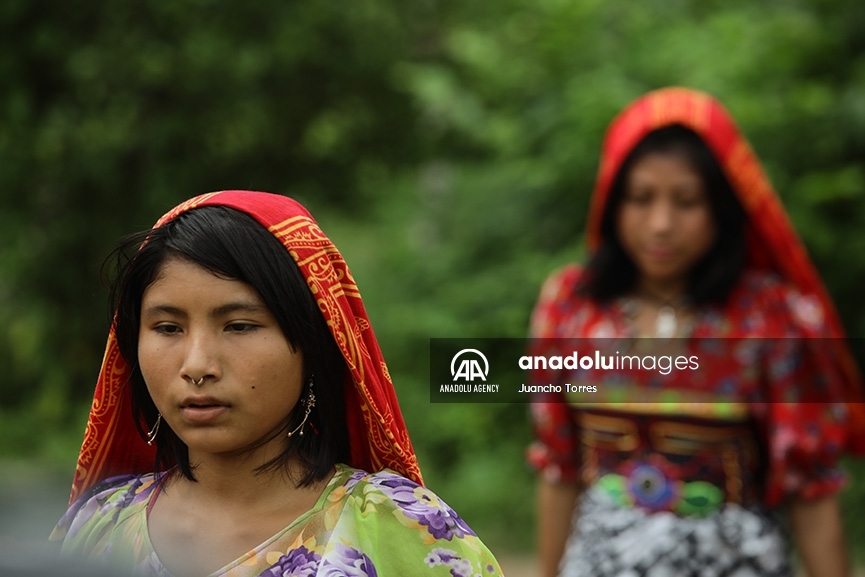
[579,409,761,516]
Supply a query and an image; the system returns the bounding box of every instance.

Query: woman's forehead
[143,257,261,307]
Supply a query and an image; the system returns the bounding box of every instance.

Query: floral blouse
[51,464,503,577]
[527,265,850,507]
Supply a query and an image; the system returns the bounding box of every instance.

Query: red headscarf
[586,87,865,453]
[68,191,422,504]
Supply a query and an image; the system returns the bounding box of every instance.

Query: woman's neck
[173,446,328,511]
[636,276,688,303]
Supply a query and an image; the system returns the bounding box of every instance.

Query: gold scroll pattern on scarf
[649,87,711,135]
[153,191,222,228]
[270,214,422,485]
[72,331,132,503]
[725,138,774,213]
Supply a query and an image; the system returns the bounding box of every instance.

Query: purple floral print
[320,544,378,577]
[425,548,476,577]
[260,545,321,577]
[372,473,475,541]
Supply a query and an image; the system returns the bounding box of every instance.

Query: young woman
[51,191,503,577]
[528,88,864,577]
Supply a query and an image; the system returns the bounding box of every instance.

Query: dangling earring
[146,414,162,446]
[287,377,316,438]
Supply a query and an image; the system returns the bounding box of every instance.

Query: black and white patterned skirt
[558,487,793,577]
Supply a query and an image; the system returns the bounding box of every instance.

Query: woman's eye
[625,193,651,205]
[154,324,182,335]
[676,196,703,209]
[226,323,258,333]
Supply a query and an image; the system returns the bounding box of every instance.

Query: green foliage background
[2,0,864,558]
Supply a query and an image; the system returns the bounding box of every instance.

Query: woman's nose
[647,199,674,233]
[179,331,220,383]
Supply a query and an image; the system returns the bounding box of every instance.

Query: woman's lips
[180,402,229,424]
[644,246,676,261]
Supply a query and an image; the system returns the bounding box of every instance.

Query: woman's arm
[789,495,850,577]
[537,478,580,577]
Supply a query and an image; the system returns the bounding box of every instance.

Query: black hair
[579,124,747,304]
[106,206,351,487]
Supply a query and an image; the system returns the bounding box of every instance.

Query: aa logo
[450,349,489,382]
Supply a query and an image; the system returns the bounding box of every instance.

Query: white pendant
[655,305,677,338]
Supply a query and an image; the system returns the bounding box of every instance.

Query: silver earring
[287,378,316,438]
[146,414,162,445]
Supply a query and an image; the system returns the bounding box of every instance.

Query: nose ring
[191,377,205,386]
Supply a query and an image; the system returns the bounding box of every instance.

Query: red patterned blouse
[527,265,850,509]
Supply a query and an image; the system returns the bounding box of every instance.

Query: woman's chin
[638,267,689,287]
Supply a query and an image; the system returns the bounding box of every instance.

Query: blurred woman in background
[528,88,864,577]
[51,191,502,577]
